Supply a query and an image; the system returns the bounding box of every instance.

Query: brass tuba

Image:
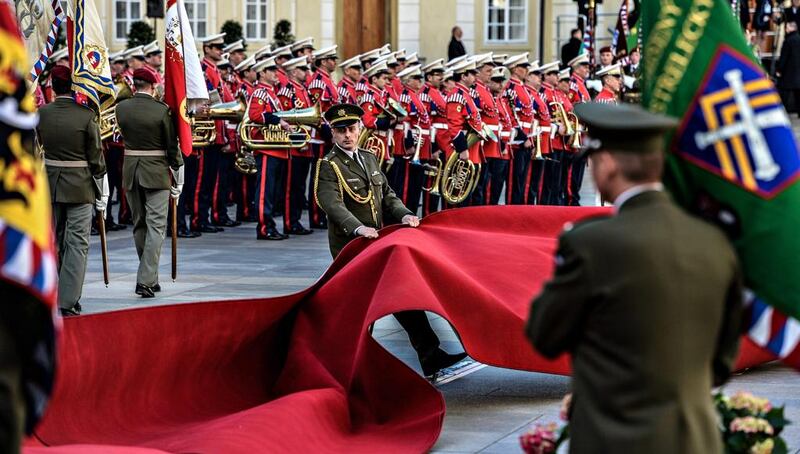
[439,122,489,204]
[99,79,134,140]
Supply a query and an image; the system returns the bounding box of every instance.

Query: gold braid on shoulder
[314,159,378,226]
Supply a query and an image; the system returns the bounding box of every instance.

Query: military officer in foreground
[315,104,467,377]
[37,66,108,316]
[116,69,184,298]
[526,103,743,454]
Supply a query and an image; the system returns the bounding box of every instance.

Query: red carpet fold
[24,206,772,453]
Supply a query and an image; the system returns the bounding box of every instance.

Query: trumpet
[421,157,443,196]
[567,112,583,150]
[549,101,575,137]
[191,95,248,147]
[407,125,424,163]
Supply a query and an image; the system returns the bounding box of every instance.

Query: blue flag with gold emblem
[66,0,115,110]
[641,0,800,367]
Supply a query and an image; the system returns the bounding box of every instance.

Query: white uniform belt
[125,149,165,157]
[519,121,533,129]
[499,131,512,138]
[486,124,501,131]
[539,126,551,132]
[394,124,405,130]
[44,159,88,168]
[416,129,430,136]
[431,123,448,129]
[374,130,389,137]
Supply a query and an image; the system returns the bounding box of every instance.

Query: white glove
[585,79,602,92]
[623,75,636,89]
[94,174,109,214]
[170,166,184,200]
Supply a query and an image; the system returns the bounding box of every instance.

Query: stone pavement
[80,205,800,453]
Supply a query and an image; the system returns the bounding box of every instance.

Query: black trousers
[212,152,235,224]
[308,144,328,228]
[405,161,425,215]
[526,158,545,205]
[235,172,257,222]
[483,158,509,205]
[541,150,564,206]
[284,155,312,232]
[104,144,124,223]
[559,152,577,207]
[177,153,199,231]
[510,145,531,204]
[255,154,286,236]
[472,163,489,206]
[386,156,407,200]
[421,159,442,215]
[192,145,222,230]
[568,153,587,206]
[393,310,440,359]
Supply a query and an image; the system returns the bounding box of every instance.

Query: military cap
[528,60,541,73]
[291,37,314,52]
[558,68,571,81]
[393,49,407,61]
[422,58,445,74]
[375,53,399,67]
[143,40,162,56]
[132,68,158,84]
[472,52,495,67]
[378,44,392,55]
[109,50,127,64]
[273,45,293,59]
[446,55,467,67]
[451,58,477,74]
[324,103,364,128]
[363,60,390,79]
[50,47,69,63]
[313,45,338,60]
[490,66,510,82]
[538,60,560,74]
[216,58,232,69]
[235,56,256,72]
[596,63,623,78]
[359,49,381,64]
[599,45,612,54]
[567,53,590,68]
[575,103,678,156]
[202,33,226,46]
[397,64,423,81]
[125,46,146,60]
[223,39,245,54]
[405,52,419,66]
[254,45,272,61]
[503,52,529,68]
[443,69,454,81]
[282,55,309,71]
[253,56,278,73]
[339,55,362,69]
[50,65,71,82]
[492,53,508,65]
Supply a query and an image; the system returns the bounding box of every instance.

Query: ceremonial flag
[12,0,65,82]
[164,0,208,156]
[66,0,114,110]
[581,17,595,68]
[640,0,800,368]
[0,0,58,432]
[612,0,641,61]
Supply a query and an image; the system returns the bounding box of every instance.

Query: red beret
[132,68,158,84]
[50,65,71,82]
[599,46,612,54]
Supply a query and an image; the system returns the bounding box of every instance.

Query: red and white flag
[164,0,208,156]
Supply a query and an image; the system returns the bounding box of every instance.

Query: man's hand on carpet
[356,226,379,238]
[402,215,420,228]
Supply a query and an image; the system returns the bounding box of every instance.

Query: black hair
[133,78,152,91]
[51,76,71,95]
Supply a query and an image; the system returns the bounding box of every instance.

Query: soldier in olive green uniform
[526,103,743,454]
[115,69,183,298]
[37,66,108,316]
[315,104,468,378]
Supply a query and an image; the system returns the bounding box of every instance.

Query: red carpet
[25,206,772,453]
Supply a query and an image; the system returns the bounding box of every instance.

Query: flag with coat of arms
[66,0,115,111]
[164,0,209,156]
[641,0,800,368]
[10,0,66,82]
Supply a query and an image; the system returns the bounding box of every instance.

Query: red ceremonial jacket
[446,82,483,164]
[202,57,234,146]
[307,68,339,111]
[568,74,591,105]
[246,82,289,159]
[398,85,432,160]
[595,87,618,104]
[358,84,392,160]
[277,79,315,157]
[496,92,513,161]
[337,77,358,105]
[420,82,453,157]
[473,80,502,160]
[540,83,574,152]
[527,84,552,156]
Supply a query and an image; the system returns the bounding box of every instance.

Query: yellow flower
[750,438,775,454]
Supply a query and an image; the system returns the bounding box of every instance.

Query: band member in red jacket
[566,53,592,206]
[306,45,340,229]
[539,62,574,206]
[446,58,484,207]
[276,55,317,236]
[486,66,512,205]
[246,57,294,240]
[594,63,622,104]
[358,60,396,165]
[337,55,362,104]
[501,53,535,205]
[395,64,431,214]
[523,63,554,205]
[233,56,259,223]
[419,59,451,215]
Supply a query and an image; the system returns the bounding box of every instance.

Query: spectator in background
[561,28,583,66]
[599,46,614,68]
[448,26,466,61]
[785,0,800,27]
[777,21,800,115]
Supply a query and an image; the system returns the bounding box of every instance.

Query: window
[184,0,208,39]
[115,0,142,40]
[485,0,528,43]
[245,0,269,40]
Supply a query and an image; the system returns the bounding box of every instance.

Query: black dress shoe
[106,220,127,231]
[152,283,161,292]
[257,228,288,240]
[311,222,327,229]
[135,283,155,298]
[60,307,80,317]
[91,225,99,236]
[420,349,469,377]
[214,218,240,227]
[178,228,201,238]
[199,225,219,233]
[286,225,313,235]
